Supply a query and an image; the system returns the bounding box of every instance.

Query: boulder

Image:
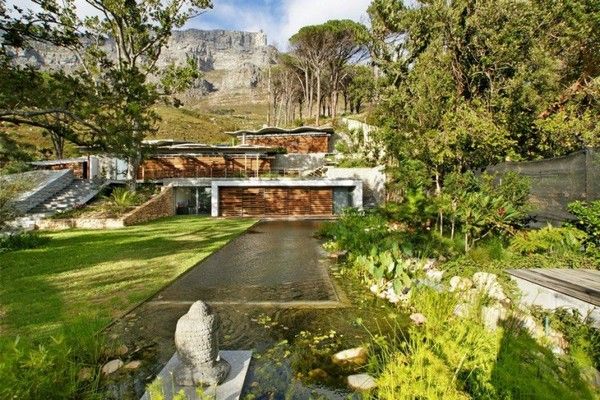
[115,344,128,356]
[425,268,444,283]
[124,360,142,370]
[449,276,473,292]
[102,359,123,375]
[410,313,427,326]
[347,373,377,391]
[454,303,470,318]
[332,347,369,366]
[473,272,507,302]
[481,306,507,331]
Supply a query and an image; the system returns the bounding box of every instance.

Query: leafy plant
[0,232,50,253]
[509,226,587,255]
[355,245,421,285]
[0,318,105,400]
[568,200,600,248]
[109,187,141,208]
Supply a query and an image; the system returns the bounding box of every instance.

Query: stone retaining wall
[37,186,175,231]
[122,186,175,225]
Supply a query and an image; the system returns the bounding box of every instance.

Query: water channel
[107,220,405,399]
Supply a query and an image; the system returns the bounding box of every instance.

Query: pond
[105,220,407,399]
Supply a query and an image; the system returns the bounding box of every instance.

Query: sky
[8,0,371,49]
[184,0,372,49]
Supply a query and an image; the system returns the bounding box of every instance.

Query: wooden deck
[508,269,600,307]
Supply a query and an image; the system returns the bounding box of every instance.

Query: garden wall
[37,186,175,230]
[122,186,175,225]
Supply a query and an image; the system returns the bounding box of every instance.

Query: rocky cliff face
[11,29,276,98]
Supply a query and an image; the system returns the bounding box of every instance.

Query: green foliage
[354,244,423,292]
[0,318,105,400]
[510,226,587,255]
[440,171,531,251]
[371,288,595,400]
[368,0,600,184]
[319,208,390,256]
[568,200,600,248]
[109,187,142,208]
[0,232,50,253]
[381,189,436,228]
[0,178,29,227]
[544,308,600,370]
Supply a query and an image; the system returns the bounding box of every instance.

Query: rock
[582,367,600,389]
[115,344,128,356]
[14,30,274,97]
[174,301,230,387]
[473,272,498,288]
[332,347,369,366]
[473,272,507,301]
[347,373,377,391]
[519,315,540,337]
[481,306,506,331]
[384,287,402,304]
[78,367,93,381]
[454,303,470,318]
[425,268,443,282]
[124,360,142,370]
[410,313,427,326]
[102,359,123,375]
[449,276,473,292]
[308,368,329,381]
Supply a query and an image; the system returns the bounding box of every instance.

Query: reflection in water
[106,220,402,399]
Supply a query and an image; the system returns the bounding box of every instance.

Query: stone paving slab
[140,350,252,400]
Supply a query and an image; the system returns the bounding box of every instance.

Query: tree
[367,0,599,190]
[1,0,212,188]
[289,19,367,125]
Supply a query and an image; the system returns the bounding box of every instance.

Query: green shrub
[353,244,424,293]
[0,318,105,399]
[439,171,531,251]
[568,200,600,248]
[109,187,141,208]
[318,208,390,255]
[509,226,587,255]
[0,232,50,253]
[371,288,595,400]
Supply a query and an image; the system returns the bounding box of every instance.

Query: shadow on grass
[0,216,254,338]
[489,317,595,400]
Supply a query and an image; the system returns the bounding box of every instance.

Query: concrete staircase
[13,180,103,229]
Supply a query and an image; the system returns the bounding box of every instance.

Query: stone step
[27,179,103,217]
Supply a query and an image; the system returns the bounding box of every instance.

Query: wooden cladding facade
[245,134,329,154]
[219,187,333,217]
[138,156,273,180]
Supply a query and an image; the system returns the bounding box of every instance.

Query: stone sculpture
[174,301,230,387]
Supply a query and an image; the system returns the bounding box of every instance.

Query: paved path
[153,220,338,303]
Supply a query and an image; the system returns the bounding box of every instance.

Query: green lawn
[0,216,256,339]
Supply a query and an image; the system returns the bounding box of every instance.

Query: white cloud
[187,0,370,50]
[279,0,371,46]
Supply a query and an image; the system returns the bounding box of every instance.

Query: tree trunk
[127,151,141,191]
[50,131,65,159]
[315,68,321,126]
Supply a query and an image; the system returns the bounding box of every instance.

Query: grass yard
[0,216,256,339]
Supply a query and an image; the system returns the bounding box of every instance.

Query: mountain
[10,29,277,98]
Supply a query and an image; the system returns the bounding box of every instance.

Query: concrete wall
[273,154,327,172]
[325,167,385,207]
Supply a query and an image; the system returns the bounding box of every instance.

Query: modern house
[30,127,381,218]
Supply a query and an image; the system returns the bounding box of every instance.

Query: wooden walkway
[507,269,600,307]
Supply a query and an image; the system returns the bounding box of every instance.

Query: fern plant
[509,226,587,255]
